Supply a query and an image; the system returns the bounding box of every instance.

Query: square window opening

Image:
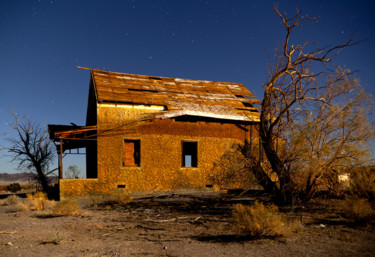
[182,141,197,167]
[124,139,140,167]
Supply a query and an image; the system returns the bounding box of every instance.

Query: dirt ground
[0,191,374,257]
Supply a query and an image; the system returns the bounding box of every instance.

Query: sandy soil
[0,192,374,257]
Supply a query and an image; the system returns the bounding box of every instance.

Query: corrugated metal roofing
[79,67,261,121]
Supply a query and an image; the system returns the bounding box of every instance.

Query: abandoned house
[48,67,261,198]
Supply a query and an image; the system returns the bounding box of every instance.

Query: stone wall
[60,104,258,198]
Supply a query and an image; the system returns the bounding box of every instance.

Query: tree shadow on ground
[306,217,370,228]
[121,194,240,217]
[192,233,280,243]
[34,214,63,219]
[121,193,267,216]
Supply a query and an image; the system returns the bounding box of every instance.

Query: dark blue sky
[1,0,374,174]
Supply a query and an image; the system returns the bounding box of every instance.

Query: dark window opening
[182,141,197,167]
[117,185,126,189]
[124,139,140,167]
[235,95,245,98]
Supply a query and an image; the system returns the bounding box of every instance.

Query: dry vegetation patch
[48,199,81,216]
[341,198,375,224]
[40,232,66,245]
[0,192,375,256]
[232,201,290,238]
[88,190,133,208]
[25,192,51,211]
[1,195,21,206]
[0,192,83,217]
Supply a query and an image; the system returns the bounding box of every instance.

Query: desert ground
[0,191,374,257]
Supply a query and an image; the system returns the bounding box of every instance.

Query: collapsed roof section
[79,67,261,122]
[48,125,96,151]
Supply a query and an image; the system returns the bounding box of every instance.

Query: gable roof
[79,67,260,122]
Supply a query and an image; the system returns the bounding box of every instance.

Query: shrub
[6,203,27,213]
[3,195,21,205]
[50,199,81,216]
[7,183,21,193]
[1,195,28,212]
[88,190,132,207]
[232,201,288,238]
[341,198,375,224]
[41,232,65,245]
[106,190,133,205]
[210,146,258,189]
[349,166,375,200]
[87,194,105,207]
[26,192,50,211]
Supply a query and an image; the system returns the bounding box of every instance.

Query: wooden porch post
[59,137,63,179]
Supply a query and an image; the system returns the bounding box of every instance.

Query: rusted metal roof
[78,67,260,121]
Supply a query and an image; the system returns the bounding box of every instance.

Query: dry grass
[210,146,258,189]
[2,195,21,206]
[341,198,375,224]
[49,199,81,216]
[87,194,106,207]
[22,192,82,216]
[88,190,132,207]
[25,192,51,211]
[232,201,289,238]
[1,195,28,212]
[107,190,133,204]
[40,232,66,245]
[349,166,375,199]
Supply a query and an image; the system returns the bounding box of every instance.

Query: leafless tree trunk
[4,112,56,196]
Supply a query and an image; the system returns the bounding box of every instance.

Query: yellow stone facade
[60,103,256,198]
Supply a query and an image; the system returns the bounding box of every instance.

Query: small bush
[2,195,28,212]
[6,203,28,213]
[26,192,50,211]
[341,198,375,224]
[233,201,288,238]
[349,166,375,200]
[106,190,133,205]
[41,232,65,245]
[7,183,21,193]
[87,194,106,207]
[50,232,65,244]
[288,219,304,233]
[210,146,258,189]
[50,199,81,216]
[88,190,132,207]
[3,195,21,205]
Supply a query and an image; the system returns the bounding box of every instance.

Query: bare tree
[65,165,81,179]
[242,5,374,205]
[5,112,56,195]
[288,77,374,199]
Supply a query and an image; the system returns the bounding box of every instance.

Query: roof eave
[156,110,258,122]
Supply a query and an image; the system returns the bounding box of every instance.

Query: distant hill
[0,172,34,182]
[0,172,58,185]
